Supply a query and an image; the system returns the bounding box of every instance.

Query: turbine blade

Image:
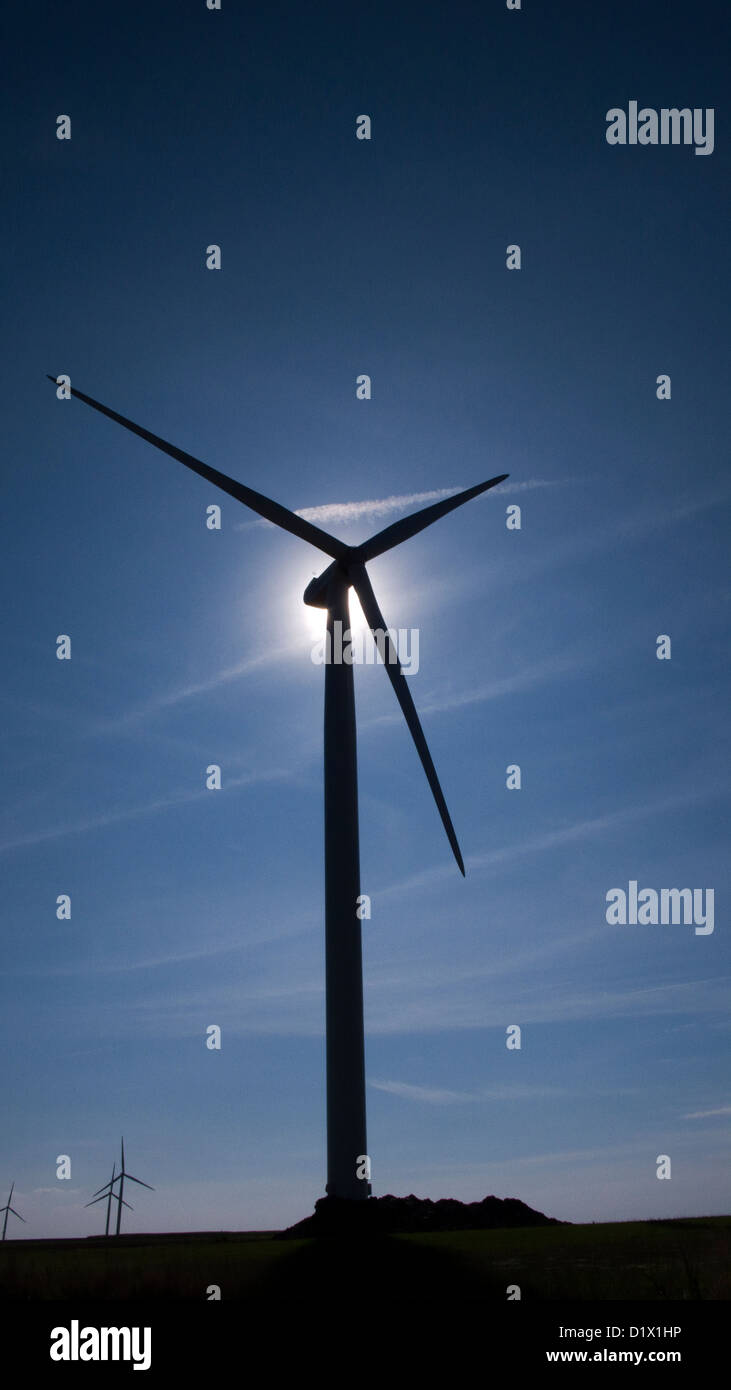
[119,1199,134,1211]
[350,564,465,874]
[357,475,508,562]
[10,1210,26,1221]
[85,1193,109,1208]
[92,1173,119,1195]
[46,378,349,561]
[124,1174,154,1190]
[8,1184,14,1204]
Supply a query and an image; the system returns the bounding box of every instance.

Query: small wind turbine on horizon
[87,1140,153,1237]
[48,376,508,1204]
[1,1183,26,1240]
[85,1160,134,1237]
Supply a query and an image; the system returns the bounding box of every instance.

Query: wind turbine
[47,376,508,1203]
[1,1183,26,1240]
[85,1160,134,1237]
[105,1139,154,1237]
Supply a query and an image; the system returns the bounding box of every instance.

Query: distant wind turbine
[85,1160,134,1237]
[108,1139,153,1237]
[1,1183,25,1240]
[48,376,507,1204]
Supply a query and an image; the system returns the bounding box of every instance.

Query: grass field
[0,1216,728,1301]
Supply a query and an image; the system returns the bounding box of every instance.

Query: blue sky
[2,0,729,1236]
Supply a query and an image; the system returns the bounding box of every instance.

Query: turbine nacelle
[303,560,351,608]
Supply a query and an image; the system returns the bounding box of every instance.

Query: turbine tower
[1,1183,25,1240]
[47,377,507,1203]
[85,1160,134,1236]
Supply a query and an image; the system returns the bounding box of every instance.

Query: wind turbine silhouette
[0,1183,25,1240]
[113,1139,153,1236]
[48,377,507,1203]
[86,1140,153,1236]
[85,1160,134,1237]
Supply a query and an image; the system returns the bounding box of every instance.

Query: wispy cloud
[370,1079,475,1104]
[492,479,568,496]
[362,653,583,729]
[92,645,298,734]
[485,484,731,600]
[614,486,731,541]
[469,789,715,873]
[32,1187,79,1196]
[362,977,731,1037]
[0,768,292,855]
[369,1079,573,1105]
[74,966,729,1043]
[296,489,457,525]
[683,1105,731,1120]
[234,479,565,532]
[378,784,722,902]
